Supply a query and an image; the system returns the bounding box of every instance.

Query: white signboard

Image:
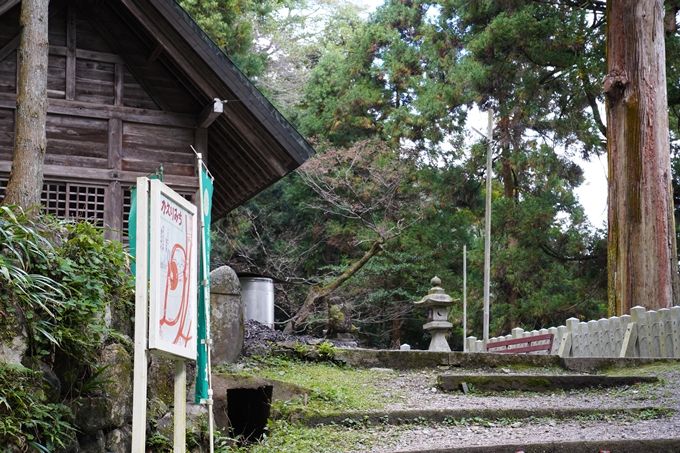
[148,179,198,360]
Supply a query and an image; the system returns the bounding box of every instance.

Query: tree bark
[605,0,679,315]
[283,240,383,333]
[2,0,50,210]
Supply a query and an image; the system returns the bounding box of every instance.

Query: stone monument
[326,296,353,340]
[414,276,456,352]
[210,266,244,364]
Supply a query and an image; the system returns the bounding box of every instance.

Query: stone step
[291,406,667,427]
[438,374,658,393]
[386,438,680,453]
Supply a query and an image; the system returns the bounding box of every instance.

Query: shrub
[0,363,77,452]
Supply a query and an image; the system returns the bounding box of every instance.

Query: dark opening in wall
[227,386,273,442]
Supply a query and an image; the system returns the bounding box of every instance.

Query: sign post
[131,177,149,453]
[131,177,198,453]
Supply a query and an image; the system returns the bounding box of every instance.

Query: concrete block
[438,373,658,393]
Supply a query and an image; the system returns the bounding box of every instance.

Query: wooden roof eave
[112,0,314,169]
[144,0,315,166]
[0,0,20,17]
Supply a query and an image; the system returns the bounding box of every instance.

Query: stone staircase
[287,350,680,452]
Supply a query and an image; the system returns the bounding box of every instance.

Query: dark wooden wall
[0,2,205,240]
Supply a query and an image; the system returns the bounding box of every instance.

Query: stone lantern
[414,276,456,352]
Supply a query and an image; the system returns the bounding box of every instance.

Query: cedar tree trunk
[2,0,50,209]
[604,0,680,315]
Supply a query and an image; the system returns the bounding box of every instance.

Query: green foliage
[146,432,172,452]
[179,0,274,77]
[210,0,613,343]
[316,340,337,360]
[0,206,66,341]
[0,208,134,369]
[0,363,77,452]
[0,207,134,451]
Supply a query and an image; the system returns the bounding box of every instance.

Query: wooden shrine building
[0,0,314,240]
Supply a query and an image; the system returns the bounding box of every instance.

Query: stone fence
[465,305,680,358]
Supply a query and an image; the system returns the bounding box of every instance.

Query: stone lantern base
[424,321,453,352]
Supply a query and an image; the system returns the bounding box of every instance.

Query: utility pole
[483,108,493,344]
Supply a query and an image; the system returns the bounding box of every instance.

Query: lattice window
[42,182,68,218]
[40,182,105,225]
[123,188,132,235]
[1,177,194,239]
[66,185,106,223]
[0,177,106,226]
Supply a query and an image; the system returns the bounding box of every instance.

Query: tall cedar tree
[605,0,680,315]
[2,0,49,209]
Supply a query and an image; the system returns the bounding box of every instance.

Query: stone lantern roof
[414,277,458,308]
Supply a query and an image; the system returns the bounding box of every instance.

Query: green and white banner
[195,165,213,403]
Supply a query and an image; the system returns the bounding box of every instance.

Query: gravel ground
[367,417,680,452]
[354,366,680,451]
[381,368,675,412]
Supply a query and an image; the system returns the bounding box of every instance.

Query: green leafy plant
[316,341,337,360]
[293,341,311,357]
[0,363,77,452]
[0,207,135,450]
[146,432,172,452]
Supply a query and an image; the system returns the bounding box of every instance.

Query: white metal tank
[240,277,275,328]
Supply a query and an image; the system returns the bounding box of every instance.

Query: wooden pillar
[105,117,123,241]
[114,63,124,106]
[104,180,122,241]
[66,5,76,101]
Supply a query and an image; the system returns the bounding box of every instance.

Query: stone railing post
[631,306,649,357]
[466,336,478,352]
[659,308,672,358]
[598,318,611,357]
[671,306,680,358]
[588,320,599,357]
[612,317,620,356]
[559,318,578,357]
[648,310,661,357]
